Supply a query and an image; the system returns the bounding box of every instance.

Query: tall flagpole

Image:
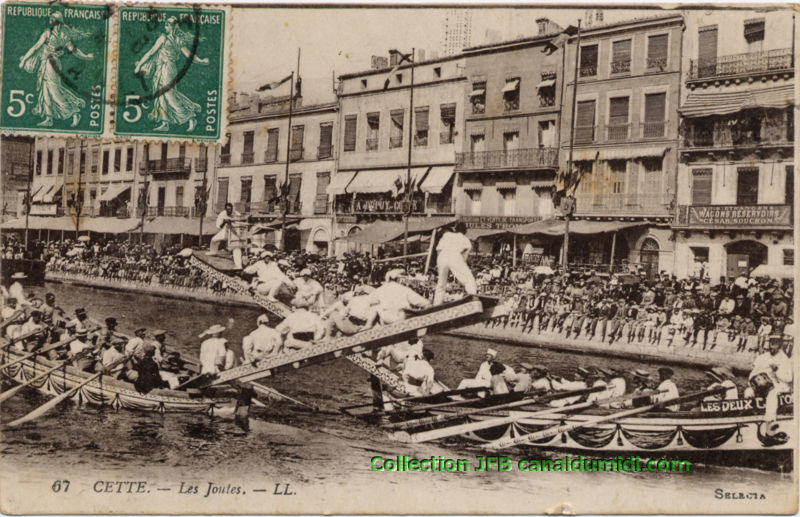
[75,140,85,240]
[280,70,294,251]
[198,145,208,247]
[139,144,149,243]
[24,140,34,247]
[562,20,581,273]
[403,48,415,265]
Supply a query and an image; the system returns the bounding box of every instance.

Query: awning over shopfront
[510,219,643,236]
[344,216,455,244]
[0,216,76,232]
[529,180,554,189]
[99,184,131,202]
[30,185,47,203]
[42,185,63,203]
[420,166,455,194]
[572,150,599,162]
[326,171,357,195]
[346,169,404,194]
[250,219,299,236]
[598,147,668,161]
[680,84,794,118]
[141,216,218,235]
[82,217,141,234]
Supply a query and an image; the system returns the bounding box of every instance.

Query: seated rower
[401,348,441,397]
[125,327,149,360]
[324,289,379,337]
[151,329,169,363]
[132,343,169,394]
[69,328,96,372]
[292,268,325,311]
[377,338,423,372]
[604,368,628,408]
[489,362,511,395]
[97,340,126,378]
[624,369,652,408]
[276,300,326,350]
[704,366,739,401]
[243,314,283,363]
[748,336,792,438]
[199,324,234,376]
[15,309,46,351]
[549,368,588,407]
[457,348,499,390]
[506,362,538,393]
[584,368,611,404]
[651,367,680,411]
[371,269,431,325]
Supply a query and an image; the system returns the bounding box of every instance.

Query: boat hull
[1,348,237,418]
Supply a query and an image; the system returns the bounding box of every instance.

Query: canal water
[0,283,792,512]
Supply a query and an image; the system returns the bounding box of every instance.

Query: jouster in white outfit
[749,347,793,424]
[433,225,478,305]
[200,337,234,375]
[210,207,243,267]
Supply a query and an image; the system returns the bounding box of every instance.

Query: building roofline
[569,13,683,39]
[230,101,338,124]
[462,31,561,53]
[338,53,465,81]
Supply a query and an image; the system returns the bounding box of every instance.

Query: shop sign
[459,215,542,229]
[29,203,57,216]
[683,204,792,227]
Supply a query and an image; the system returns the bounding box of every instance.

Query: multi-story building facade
[1,136,34,222]
[215,94,336,255]
[27,137,214,240]
[454,20,564,254]
[673,10,794,282]
[333,53,466,254]
[560,14,683,276]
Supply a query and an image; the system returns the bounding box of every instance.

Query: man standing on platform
[209,203,243,267]
[433,222,478,305]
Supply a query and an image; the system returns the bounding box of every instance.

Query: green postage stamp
[0,2,109,137]
[0,2,229,141]
[114,5,228,141]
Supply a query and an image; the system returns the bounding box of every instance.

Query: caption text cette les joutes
[370,455,691,472]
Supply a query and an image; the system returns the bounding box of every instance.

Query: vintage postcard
[0,2,797,515]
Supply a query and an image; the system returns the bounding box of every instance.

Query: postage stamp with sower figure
[0,2,109,137]
[114,5,227,142]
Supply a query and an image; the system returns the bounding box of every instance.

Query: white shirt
[437,231,471,256]
[216,210,234,230]
[243,260,291,285]
[102,347,126,373]
[750,350,793,387]
[402,357,436,395]
[125,337,145,358]
[199,337,233,375]
[653,379,680,411]
[586,379,610,404]
[371,282,430,314]
[69,339,92,356]
[243,325,282,363]
[277,309,324,337]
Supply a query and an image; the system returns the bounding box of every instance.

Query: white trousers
[434,251,478,305]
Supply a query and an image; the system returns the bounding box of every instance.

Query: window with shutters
[611,39,631,74]
[216,178,229,212]
[101,149,109,174]
[470,133,485,153]
[538,120,556,147]
[35,151,41,175]
[344,115,357,152]
[366,112,380,151]
[744,19,765,53]
[643,92,666,138]
[315,171,330,214]
[46,150,53,175]
[57,149,64,175]
[220,134,231,165]
[126,147,134,171]
[607,96,630,141]
[575,100,596,143]
[240,177,252,211]
[79,150,86,174]
[114,148,121,172]
[440,103,456,144]
[175,185,184,209]
[266,128,279,162]
[470,81,486,114]
[691,169,712,205]
[290,125,304,161]
[197,144,208,171]
[288,174,302,213]
[414,106,429,147]
[263,175,278,211]
[498,188,516,216]
[641,158,662,197]
[389,109,404,148]
[697,26,718,78]
[242,131,255,164]
[580,44,598,77]
[737,167,759,205]
[318,122,333,159]
[647,34,668,70]
[608,160,627,194]
[465,189,482,215]
[785,166,793,206]
[783,248,794,266]
[67,152,74,176]
[502,78,520,111]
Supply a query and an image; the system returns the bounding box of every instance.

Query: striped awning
[599,147,668,160]
[326,171,357,196]
[680,85,794,118]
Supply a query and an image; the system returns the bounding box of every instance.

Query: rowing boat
[0,346,240,419]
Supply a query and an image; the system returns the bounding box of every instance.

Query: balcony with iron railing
[647,56,668,71]
[314,197,330,215]
[241,151,254,165]
[682,115,793,150]
[574,125,596,144]
[136,206,192,217]
[576,193,672,216]
[455,147,559,171]
[141,157,192,174]
[688,48,793,82]
[642,121,666,138]
[318,145,333,159]
[580,64,597,77]
[610,59,631,74]
[606,123,631,141]
[538,94,556,108]
[366,138,379,151]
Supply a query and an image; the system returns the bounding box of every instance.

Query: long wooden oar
[248,381,320,412]
[485,387,727,450]
[373,390,528,418]
[0,328,46,351]
[0,331,91,372]
[383,385,603,431]
[340,386,489,412]
[394,389,664,444]
[0,311,25,331]
[6,354,131,428]
[0,350,95,403]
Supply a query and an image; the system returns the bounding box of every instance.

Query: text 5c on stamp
[114,5,228,142]
[1,2,109,136]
